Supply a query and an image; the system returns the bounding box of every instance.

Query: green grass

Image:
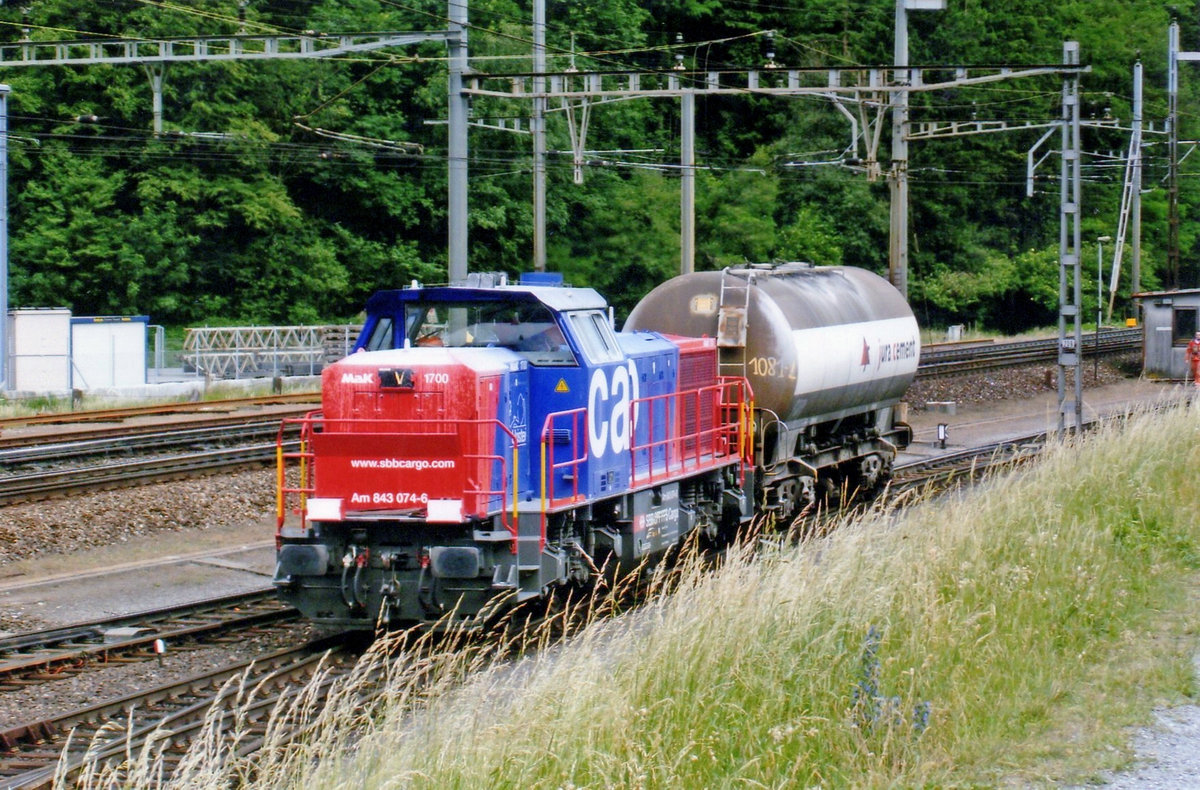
[922,324,1067,345]
[80,398,1200,788]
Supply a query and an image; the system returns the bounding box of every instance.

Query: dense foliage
[0,0,1193,328]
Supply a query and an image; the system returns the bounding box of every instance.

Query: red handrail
[629,378,752,486]
[535,377,753,550]
[276,415,519,548]
[538,407,589,550]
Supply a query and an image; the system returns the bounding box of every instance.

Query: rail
[0,443,287,503]
[0,636,355,790]
[917,327,1139,377]
[0,418,291,462]
[0,392,318,431]
[0,589,295,691]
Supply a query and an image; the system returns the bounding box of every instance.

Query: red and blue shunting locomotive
[273,264,919,629]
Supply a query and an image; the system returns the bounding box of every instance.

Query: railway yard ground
[0,357,1156,635]
[4,356,1200,786]
[904,368,1170,454]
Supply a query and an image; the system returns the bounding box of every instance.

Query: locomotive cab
[274,277,754,629]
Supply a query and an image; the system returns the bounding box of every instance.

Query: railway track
[0,412,308,453]
[0,331,1142,503]
[916,327,1139,377]
[0,393,317,433]
[0,442,292,503]
[0,589,298,692]
[0,635,362,790]
[0,420,289,463]
[891,431,1047,494]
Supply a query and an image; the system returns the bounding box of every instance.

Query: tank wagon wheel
[859,454,884,489]
[767,475,817,523]
[853,452,894,497]
[792,475,817,518]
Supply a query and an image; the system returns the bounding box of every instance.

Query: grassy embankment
[95,398,1200,788]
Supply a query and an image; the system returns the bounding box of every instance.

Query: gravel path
[0,468,274,569]
[1102,678,1200,788]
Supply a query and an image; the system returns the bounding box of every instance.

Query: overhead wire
[0,4,1187,190]
[124,0,292,36]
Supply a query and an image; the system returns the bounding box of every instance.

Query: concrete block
[926,401,956,415]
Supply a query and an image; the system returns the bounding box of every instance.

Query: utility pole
[1169,21,1181,290]
[0,86,8,392]
[1132,58,1144,298]
[1058,41,1083,433]
[679,40,696,275]
[889,0,945,299]
[146,64,165,135]
[447,0,470,283]
[531,0,546,272]
[680,89,696,275]
[1168,20,1200,291]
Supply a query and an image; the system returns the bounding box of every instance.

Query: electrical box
[71,316,149,389]
[9,308,72,392]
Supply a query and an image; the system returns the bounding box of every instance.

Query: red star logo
[861,338,871,367]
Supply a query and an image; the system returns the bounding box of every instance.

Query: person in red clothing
[1187,331,1200,387]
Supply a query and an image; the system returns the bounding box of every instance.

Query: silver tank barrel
[624,264,919,424]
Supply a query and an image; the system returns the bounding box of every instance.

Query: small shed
[1134,288,1200,380]
[71,316,149,389]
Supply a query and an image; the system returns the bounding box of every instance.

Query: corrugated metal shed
[1133,289,1200,380]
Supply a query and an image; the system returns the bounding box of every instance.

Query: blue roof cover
[71,315,151,324]
[365,284,607,314]
[519,272,565,287]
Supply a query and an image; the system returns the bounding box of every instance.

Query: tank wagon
[625,263,919,516]
[273,264,918,630]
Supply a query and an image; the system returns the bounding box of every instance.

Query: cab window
[1173,308,1197,345]
[404,299,577,366]
[363,316,395,351]
[567,310,622,364]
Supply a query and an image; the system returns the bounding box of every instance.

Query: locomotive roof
[365,284,607,314]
